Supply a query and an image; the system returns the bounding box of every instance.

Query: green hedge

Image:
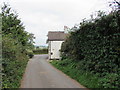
[61,11,120,88]
[1,4,34,88]
[2,36,29,88]
[33,48,48,54]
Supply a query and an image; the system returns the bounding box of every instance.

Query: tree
[1,3,35,88]
[109,0,120,12]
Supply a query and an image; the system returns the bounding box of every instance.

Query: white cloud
[1,0,112,46]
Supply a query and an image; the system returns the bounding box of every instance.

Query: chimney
[64,26,69,33]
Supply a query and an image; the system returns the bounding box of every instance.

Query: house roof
[47,31,66,41]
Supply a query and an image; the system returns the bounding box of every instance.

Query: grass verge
[50,59,102,88]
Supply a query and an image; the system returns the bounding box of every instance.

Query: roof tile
[47,31,66,41]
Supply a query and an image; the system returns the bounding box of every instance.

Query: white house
[47,31,66,60]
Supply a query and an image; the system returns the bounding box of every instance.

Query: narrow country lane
[20,54,86,88]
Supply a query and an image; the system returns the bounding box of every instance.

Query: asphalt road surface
[20,54,86,88]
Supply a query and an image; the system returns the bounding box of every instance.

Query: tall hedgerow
[1,3,35,88]
[61,8,120,88]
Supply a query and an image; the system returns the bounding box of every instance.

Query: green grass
[50,59,101,88]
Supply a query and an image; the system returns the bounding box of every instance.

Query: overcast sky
[1,0,113,46]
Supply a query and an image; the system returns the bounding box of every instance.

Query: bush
[1,4,34,88]
[27,50,34,58]
[2,36,29,88]
[99,73,120,88]
[61,11,120,88]
[27,52,34,58]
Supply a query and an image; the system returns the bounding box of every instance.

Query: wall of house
[48,41,64,59]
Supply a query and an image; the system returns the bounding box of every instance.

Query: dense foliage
[61,10,120,88]
[1,4,35,88]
